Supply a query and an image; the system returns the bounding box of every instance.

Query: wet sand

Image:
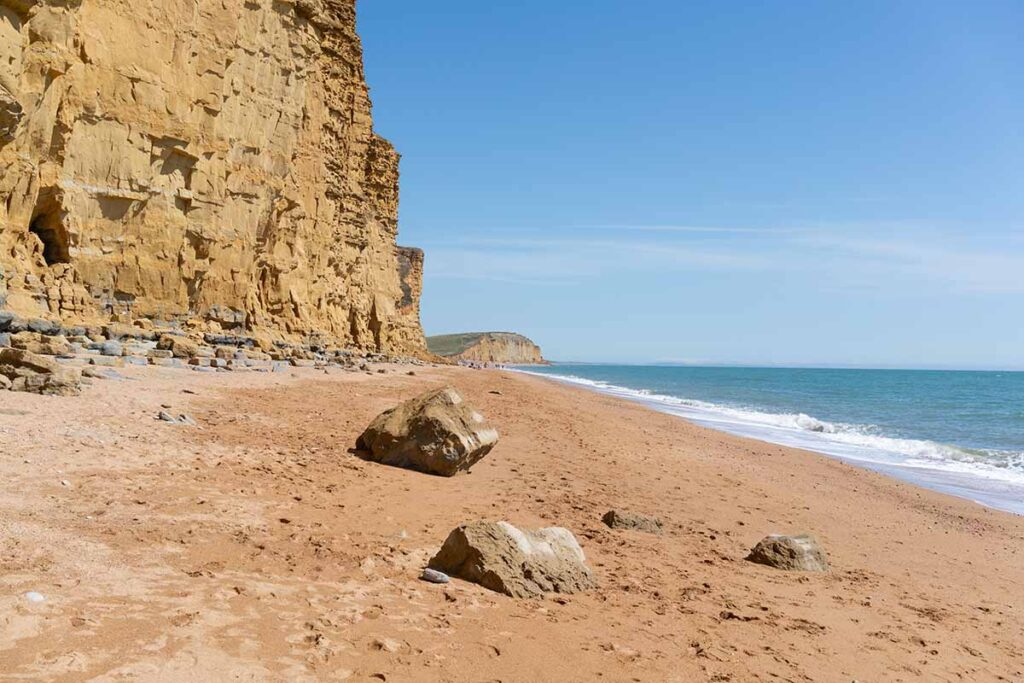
[1,364,1022,681]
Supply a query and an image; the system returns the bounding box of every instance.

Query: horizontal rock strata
[426,332,547,365]
[0,0,425,355]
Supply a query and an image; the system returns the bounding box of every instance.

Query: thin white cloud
[422,222,1024,294]
[589,224,794,235]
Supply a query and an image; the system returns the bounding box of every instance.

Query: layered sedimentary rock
[429,521,595,598]
[0,0,425,354]
[356,385,499,477]
[427,332,547,365]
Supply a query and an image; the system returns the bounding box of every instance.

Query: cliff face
[427,332,547,365]
[0,0,425,354]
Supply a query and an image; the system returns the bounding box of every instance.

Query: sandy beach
[2,364,1022,682]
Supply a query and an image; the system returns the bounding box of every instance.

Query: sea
[515,364,1024,516]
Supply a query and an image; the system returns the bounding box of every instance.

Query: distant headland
[427,332,548,365]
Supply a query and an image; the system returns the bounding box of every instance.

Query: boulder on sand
[602,509,663,534]
[0,348,81,395]
[10,331,71,357]
[156,334,199,359]
[356,386,498,476]
[428,521,595,598]
[746,534,829,572]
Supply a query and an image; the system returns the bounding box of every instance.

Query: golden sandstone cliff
[0,0,425,354]
[427,332,548,365]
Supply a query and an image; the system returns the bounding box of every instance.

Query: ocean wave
[516,369,1024,486]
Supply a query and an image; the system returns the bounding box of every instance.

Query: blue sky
[359,1,1024,369]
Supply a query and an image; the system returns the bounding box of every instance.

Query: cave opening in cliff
[29,192,71,266]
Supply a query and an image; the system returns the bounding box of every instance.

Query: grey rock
[27,318,60,335]
[747,534,829,572]
[7,315,27,333]
[100,341,123,357]
[204,333,254,347]
[429,521,595,598]
[421,568,450,584]
[0,332,10,347]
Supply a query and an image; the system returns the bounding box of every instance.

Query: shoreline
[2,364,1023,680]
[514,366,1024,516]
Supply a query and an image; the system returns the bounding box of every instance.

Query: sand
[1,364,1022,682]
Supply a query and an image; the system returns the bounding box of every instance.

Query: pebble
[421,568,450,584]
[157,411,197,426]
[24,591,46,603]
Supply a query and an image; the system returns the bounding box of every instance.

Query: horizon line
[536,360,1024,373]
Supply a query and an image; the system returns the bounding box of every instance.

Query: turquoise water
[518,365,1024,515]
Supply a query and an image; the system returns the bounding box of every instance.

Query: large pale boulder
[0,348,81,395]
[356,386,498,476]
[746,534,829,572]
[428,521,596,598]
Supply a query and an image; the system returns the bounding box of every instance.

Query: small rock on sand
[746,534,829,572]
[420,568,450,584]
[157,411,197,426]
[602,509,663,534]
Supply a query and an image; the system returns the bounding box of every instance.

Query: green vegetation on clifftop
[426,332,546,365]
